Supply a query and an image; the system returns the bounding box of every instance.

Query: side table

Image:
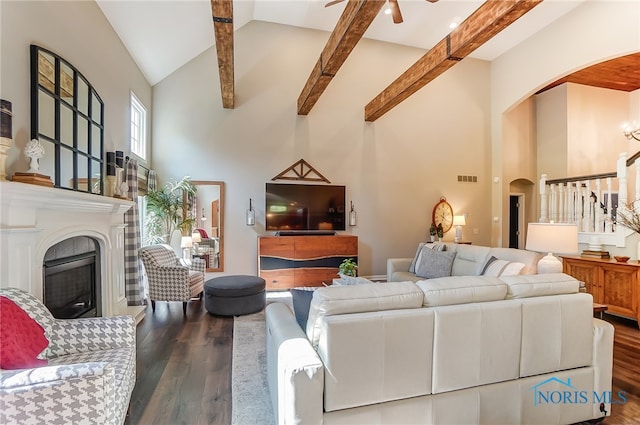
[593,303,608,319]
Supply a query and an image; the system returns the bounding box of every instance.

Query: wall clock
[432,197,454,233]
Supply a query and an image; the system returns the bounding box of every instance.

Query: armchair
[0,287,136,425]
[139,244,205,315]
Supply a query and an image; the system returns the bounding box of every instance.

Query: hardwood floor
[126,299,233,425]
[126,300,640,424]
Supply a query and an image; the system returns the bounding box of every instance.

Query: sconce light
[453,215,466,243]
[246,198,255,226]
[201,208,207,221]
[623,121,640,142]
[349,201,357,226]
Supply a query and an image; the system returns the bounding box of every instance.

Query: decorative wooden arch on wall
[272,158,331,183]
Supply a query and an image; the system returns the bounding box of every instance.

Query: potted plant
[338,258,358,278]
[429,223,437,242]
[437,223,444,241]
[144,176,197,245]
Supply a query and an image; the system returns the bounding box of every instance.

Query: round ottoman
[204,275,266,316]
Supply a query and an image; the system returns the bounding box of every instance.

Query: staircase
[539,151,640,247]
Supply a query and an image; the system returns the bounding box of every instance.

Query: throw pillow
[290,287,319,330]
[409,243,447,273]
[482,256,526,277]
[415,249,456,279]
[0,296,49,370]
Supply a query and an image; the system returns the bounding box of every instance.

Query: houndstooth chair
[0,287,136,425]
[139,244,205,315]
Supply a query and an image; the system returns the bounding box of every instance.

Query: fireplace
[0,180,135,318]
[43,236,101,318]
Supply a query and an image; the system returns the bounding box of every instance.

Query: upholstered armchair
[0,287,136,425]
[139,244,205,315]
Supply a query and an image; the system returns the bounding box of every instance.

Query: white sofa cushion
[499,273,579,299]
[416,276,507,307]
[446,244,492,276]
[305,282,423,348]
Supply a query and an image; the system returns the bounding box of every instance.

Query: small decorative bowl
[614,256,630,263]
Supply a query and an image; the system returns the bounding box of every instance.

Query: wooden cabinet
[562,256,639,325]
[258,235,358,290]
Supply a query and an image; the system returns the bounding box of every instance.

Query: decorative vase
[430,235,435,242]
[636,240,640,262]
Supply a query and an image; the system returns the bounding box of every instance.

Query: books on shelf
[581,250,610,259]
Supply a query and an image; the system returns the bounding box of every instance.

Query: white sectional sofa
[266,273,614,425]
[387,242,542,282]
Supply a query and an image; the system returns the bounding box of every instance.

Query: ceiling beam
[298,0,385,115]
[364,0,543,122]
[211,0,234,109]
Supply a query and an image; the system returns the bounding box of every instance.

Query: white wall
[153,21,493,276]
[0,0,151,174]
[490,0,640,246]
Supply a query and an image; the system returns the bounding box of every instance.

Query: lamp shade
[191,232,202,243]
[453,215,466,226]
[525,223,578,254]
[180,236,193,248]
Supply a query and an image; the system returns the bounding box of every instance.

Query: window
[130,92,146,160]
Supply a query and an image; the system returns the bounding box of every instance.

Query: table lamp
[453,215,466,243]
[180,236,193,260]
[191,231,202,253]
[525,222,578,273]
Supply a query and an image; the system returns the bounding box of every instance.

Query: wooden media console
[258,235,358,290]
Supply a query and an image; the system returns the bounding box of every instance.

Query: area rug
[231,292,292,425]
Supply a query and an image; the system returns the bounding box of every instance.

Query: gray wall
[0,0,151,174]
[152,21,493,276]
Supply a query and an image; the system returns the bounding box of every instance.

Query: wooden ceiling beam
[298,0,385,115]
[364,0,543,122]
[211,0,234,109]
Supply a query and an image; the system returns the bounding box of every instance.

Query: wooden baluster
[558,183,565,223]
[568,183,575,225]
[539,174,548,222]
[618,152,628,209]
[584,180,592,232]
[606,177,613,233]
[550,183,557,223]
[595,178,602,233]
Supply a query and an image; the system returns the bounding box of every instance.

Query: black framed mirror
[30,45,104,193]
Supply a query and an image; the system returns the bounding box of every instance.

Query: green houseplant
[338,258,358,277]
[436,223,444,241]
[144,176,197,245]
[429,223,437,242]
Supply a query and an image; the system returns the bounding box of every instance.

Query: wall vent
[457,175,478,183]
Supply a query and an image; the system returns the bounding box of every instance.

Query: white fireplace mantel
[0,180,136,317]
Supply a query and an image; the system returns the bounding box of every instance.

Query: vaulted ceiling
[97,0,638,120]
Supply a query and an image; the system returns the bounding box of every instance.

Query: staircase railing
[539,152,640,247]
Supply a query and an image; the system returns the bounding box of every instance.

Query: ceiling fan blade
[388,0,403,24]
[325,0,345,7]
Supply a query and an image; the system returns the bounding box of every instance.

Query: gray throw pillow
[415,249,456,279]
[408,243,426,274]
[409,243,447,274]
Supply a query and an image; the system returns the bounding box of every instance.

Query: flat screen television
[265,183,346,232]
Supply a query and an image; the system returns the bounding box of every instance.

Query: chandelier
[623,121,640,142]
